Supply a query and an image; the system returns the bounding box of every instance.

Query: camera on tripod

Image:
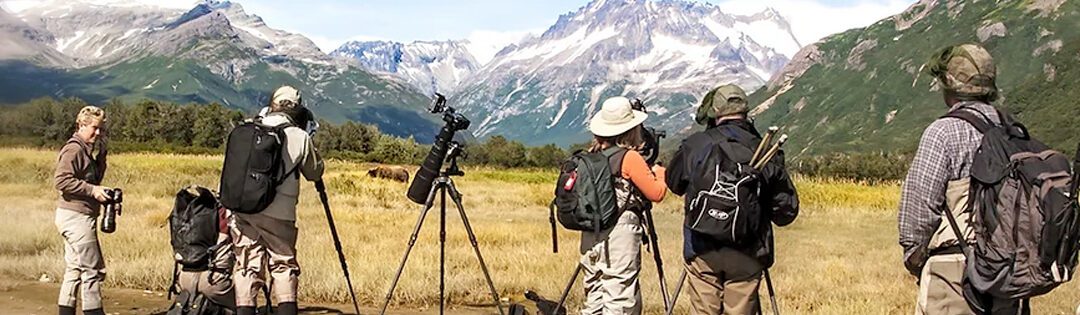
[630,98,667,166]
[101,188,123,233]
[406,93,472,204]
[385,94,505,315]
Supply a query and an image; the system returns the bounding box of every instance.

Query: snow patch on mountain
[332,39,479,95]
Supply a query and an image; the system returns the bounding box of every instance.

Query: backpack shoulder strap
[603,147,629,177]
[702,127,746,164]
[941,106,995,134]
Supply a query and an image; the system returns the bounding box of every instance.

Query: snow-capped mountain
[0,0,439,139]
[0,8,70,66]
[453,0,802,145]
[7,0,332,68]
[332,40,480,95]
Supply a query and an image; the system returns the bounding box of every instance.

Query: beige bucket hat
[589,96,648,137]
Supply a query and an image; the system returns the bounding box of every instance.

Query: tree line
[0,97,917,181]
[0,97,570,168]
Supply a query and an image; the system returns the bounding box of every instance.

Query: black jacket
[665,119,799,267]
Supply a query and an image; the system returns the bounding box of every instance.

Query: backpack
[219,118,299,214]
[169,186,221,271]
[166,290,227,315]
[942,107,1080,308]
[685,128,764,245]
[553,147,629,234]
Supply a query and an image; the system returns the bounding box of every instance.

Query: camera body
[431,93,471,132]
[101,188,123,233]
[630,98,667,166]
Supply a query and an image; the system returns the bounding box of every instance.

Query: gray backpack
[552,147,628,234]
[943,108,1080,311]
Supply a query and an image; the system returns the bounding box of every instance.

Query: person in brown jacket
[54,106,113,315]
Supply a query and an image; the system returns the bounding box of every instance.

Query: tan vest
[928,178,976,251]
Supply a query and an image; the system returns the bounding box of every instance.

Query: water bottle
[100,188,122,233]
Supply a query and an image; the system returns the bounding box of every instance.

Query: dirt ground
[0,277,515,315]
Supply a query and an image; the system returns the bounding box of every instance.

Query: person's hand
[92,186,112,203]
[651,164,665,175]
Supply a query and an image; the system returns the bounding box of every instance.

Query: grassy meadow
[0,147,1077,314]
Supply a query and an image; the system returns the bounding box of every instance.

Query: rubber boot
[276,302,298,315]
[58,305,76,315]
[82,309,106,315]
[236,306,257,315]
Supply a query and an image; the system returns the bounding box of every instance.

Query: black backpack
[169,186,221,271]
[219,118,298,214]
[685,128,763,245]
[941,108,1080,310]
[167,186,233,315]
[553,147,628,235]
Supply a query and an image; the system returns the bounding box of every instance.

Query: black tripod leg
[379,182,441,315]
[315,181,361,315]
[446,181,506,315]
[440,184,447,315]
[763,269,779,315]
[642,210,671,311]
[665,269,687,315]
[554,263,582,315]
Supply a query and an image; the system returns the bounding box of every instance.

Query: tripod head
[442,141,466,177]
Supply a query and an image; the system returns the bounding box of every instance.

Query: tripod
[378,156,505,315]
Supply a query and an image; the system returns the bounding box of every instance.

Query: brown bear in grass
[367,165,410,183]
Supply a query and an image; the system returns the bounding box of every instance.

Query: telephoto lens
[100,188,122,233]
[407,126,454,204]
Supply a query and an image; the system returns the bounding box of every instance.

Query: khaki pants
[178,233,235,309]
[177,270,235,309]
[580,211,643,315]
[232,213,299,307]
[915,253,1025,315]
[55,208,106,310]
[686,249,762,315]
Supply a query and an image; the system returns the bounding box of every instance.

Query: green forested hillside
[749,0,1080,157]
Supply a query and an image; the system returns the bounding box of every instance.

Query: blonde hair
[76,106,106,127]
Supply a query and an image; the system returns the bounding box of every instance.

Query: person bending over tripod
[231,86,324,315]
[580,96,668,315]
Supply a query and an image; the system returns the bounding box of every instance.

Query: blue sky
[235,0,915,60]
[2,0,916,62]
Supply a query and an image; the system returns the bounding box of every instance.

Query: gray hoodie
[251,112,324,222]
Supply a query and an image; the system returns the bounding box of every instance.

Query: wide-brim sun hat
[589,96,648,137]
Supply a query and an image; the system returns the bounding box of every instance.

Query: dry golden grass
[0,148,1076,314]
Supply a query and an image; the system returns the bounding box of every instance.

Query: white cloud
[715,0,914,46]
[465,29,540,65]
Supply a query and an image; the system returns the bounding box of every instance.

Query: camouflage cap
[695,84,748,125]
[926,43,998,101]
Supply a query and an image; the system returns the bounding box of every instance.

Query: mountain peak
[333,40,479,95]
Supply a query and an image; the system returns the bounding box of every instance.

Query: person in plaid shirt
[898,43,1024,314]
